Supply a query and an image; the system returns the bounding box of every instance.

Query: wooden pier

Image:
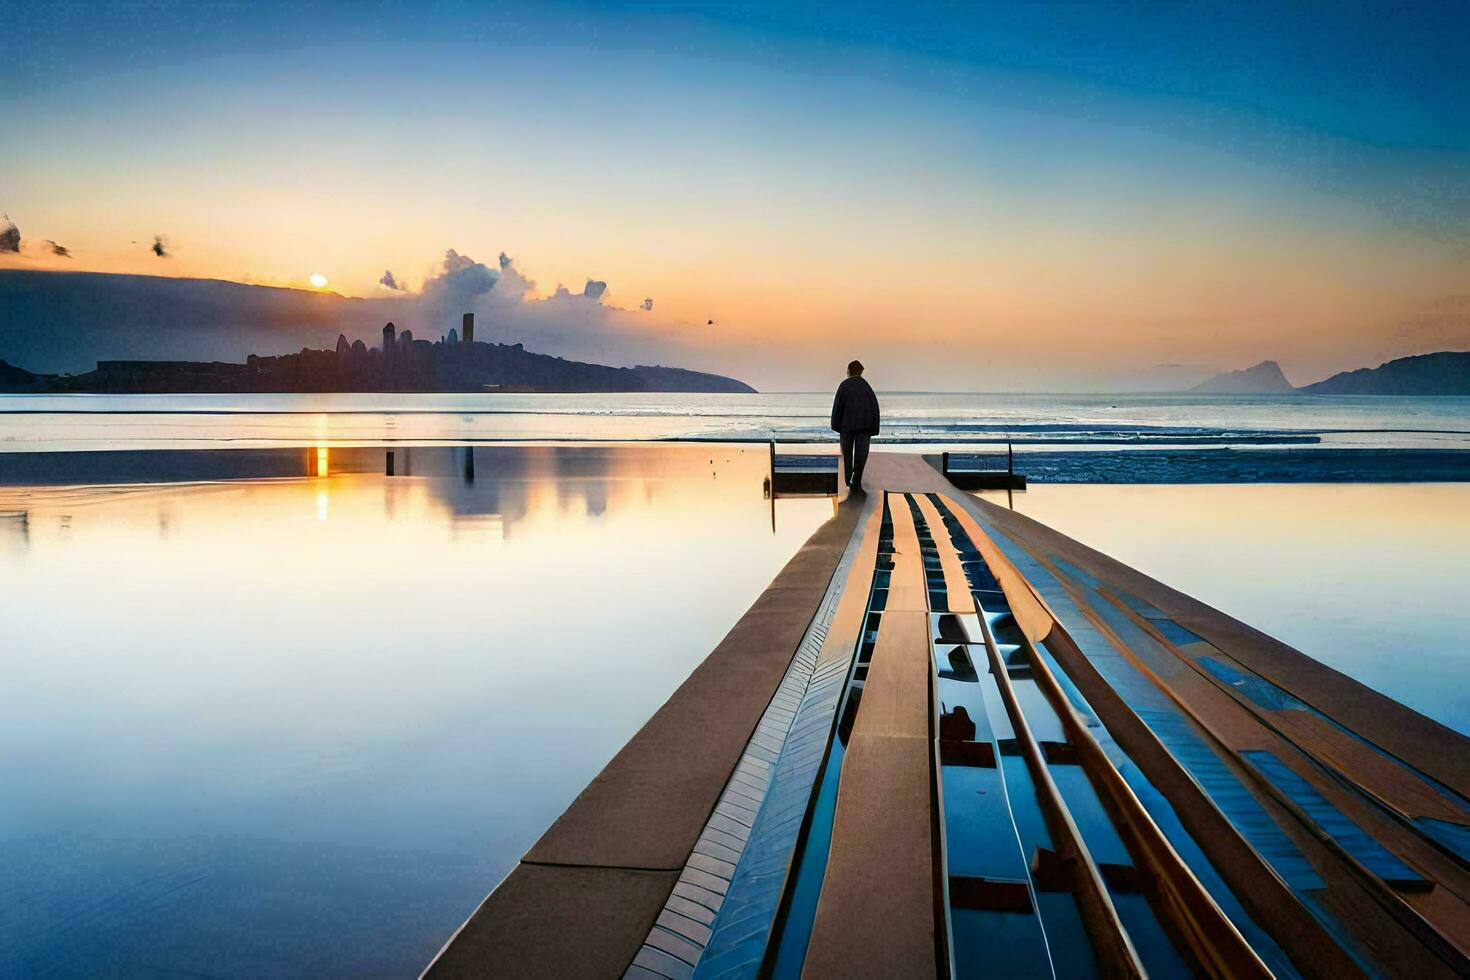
[424,453,1470,978]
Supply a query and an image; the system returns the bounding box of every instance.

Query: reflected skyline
[0,444,832,976]
[0,443,810,552]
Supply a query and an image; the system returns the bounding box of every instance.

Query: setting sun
[309,273,327,289]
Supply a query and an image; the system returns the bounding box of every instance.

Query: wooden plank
[1015,628,1273,977]
[803,733,937,979]
[1037,553,1450,976]
[863,454,958,494]
[430,497,872,977]
[814,505,884,666]
[975,603,1147,978]
[884,492,929,612]
[913,493,976,614]
[1117,599,1470,829]
[806,503,939,977]
[423,864,679,979]
[951,483,1470,799]
[852,609,932,740]
[938,493,1055,646]
[1035,619,1368,978]
[1090,588,1470,956]
[627,503,891,973]
[1270,711,1469,825]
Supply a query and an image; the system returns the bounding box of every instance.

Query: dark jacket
[831,376,880,435]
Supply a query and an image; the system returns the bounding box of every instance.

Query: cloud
[152,234,169,257]
[641,297,653,311]
[396,248,700,370]
[379,269,401,290]
[419,248,500,324]
[0,215,18,253]
[46,240,71,258]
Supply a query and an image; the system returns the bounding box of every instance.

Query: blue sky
[8,1,1465,145]
[3,1,1467,388]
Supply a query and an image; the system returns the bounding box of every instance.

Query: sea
[0,391,1465,976]
[2,390,1467,451]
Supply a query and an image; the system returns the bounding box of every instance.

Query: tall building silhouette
[382,322,396,354]
[463,312,475,344]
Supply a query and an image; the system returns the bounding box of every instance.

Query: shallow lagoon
[0,445,832,976]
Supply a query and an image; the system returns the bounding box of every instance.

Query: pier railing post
[1007,442,1014,509]
[768,437,776,533]
[768,438,775,494]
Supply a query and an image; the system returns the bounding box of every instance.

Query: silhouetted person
[831,360,880,492]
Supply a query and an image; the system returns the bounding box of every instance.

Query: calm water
[991,483,1470,736]
[0,445,833,977]
[2,391,1467,450]
[2,395,1467,976]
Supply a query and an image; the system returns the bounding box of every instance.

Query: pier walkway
[425,453,1470,978]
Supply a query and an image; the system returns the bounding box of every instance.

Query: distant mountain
[0,269,753,393]
[1191,360,1295,394]
[0,359,50,392]
[0,269,388,374]
[1301,351,1470,395]
[0,344,755,395]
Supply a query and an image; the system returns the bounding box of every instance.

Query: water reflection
[0,444,813,541]
[0,445,832,977]
[985,483,1470,735]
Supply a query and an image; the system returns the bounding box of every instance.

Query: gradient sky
[3,1,1468,389]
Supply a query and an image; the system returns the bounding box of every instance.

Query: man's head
[847,360,864,377]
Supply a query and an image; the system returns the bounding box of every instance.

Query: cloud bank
[390,248,699,369]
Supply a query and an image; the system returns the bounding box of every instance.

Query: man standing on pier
[831,359,880,492]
